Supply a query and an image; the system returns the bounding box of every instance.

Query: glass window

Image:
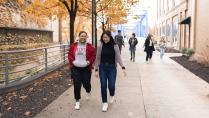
[162,22,166,36]
[161,0,164,15]
[173,16,179,47]
[164,0,168,13]
[175,0,182,5]
[167,0,170,10]
[169,0,173,10]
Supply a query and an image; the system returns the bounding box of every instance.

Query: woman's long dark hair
[100,30,115,45]
[146,34,152,41]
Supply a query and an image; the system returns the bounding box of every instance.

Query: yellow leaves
[17,0,24,6]
[19,95,28,100]
[132,15,140,20]
[7,107,12,110]
[24,111,31,116]
[97,0,129,25]
[0,0,5,4]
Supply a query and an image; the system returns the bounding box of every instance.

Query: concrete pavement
[35,43,209,118]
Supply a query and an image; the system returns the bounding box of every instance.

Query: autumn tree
[19,0,93,45]
[1,0,136,44]
[97,0,135,31]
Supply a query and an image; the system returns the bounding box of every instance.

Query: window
[175,0,182,6]
[173,0,182,7]
[164,0,168,13]
[161,0,164,15]
[173,16,179,47]
[169,0,173,10]
[162,22,166,36]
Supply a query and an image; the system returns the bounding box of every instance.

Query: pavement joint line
[136,62,148,118]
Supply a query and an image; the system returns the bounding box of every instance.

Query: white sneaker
[109,96,115,103]
[149,59,152,63]
[75,102,80,110]
[146,61,149,64]
[102,103,108,112]
[86,92,91,100]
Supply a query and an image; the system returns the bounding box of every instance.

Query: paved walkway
[35,43,209,118]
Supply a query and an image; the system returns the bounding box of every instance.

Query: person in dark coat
[114,30,125,53]
[128,33,138,62]
[144,34,155,64]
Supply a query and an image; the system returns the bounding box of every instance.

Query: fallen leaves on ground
[19,95,28,100]
[24,111,31,116]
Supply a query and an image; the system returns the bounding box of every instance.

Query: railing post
[44,48,48,71]
[4,53,9,86]
[63,45,66,64]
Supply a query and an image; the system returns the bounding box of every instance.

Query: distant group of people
[67,30,166,112]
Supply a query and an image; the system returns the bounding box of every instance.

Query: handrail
[0,44,68,54]
[0,44,69,89]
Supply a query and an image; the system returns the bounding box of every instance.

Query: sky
[126,0,157,28]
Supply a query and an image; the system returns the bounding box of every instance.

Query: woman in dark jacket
[128,33,138,62]
[144,34,155,64]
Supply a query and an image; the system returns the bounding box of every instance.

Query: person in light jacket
[159,36,166,59]
[95,30,126,112]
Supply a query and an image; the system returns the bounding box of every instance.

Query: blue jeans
[99,63,117,103]
[118,44,122,53]
[160,48,165,59]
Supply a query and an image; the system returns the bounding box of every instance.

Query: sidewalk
[35,44,209,118]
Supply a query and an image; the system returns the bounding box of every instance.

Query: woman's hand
[123,70,127,77]
[95,71,99,78]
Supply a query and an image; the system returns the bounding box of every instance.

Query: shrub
[186,48,195,56]
[181,48,187,54]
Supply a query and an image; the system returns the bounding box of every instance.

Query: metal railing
[0,44,69,90]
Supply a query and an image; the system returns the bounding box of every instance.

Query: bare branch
[60,0,71,14]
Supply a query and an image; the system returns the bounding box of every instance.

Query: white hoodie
[73,42,89,67]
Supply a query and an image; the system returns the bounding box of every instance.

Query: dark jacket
[114,35,124,46]
[144,39,155,52]
[128,38,138,47]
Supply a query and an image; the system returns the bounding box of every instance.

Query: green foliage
[181,48,195,56]
[181,48,187,54]
[186,48,195,56]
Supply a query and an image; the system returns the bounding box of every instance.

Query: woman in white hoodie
[68,31,96,110]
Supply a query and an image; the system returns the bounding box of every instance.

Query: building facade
[155,0,209,64]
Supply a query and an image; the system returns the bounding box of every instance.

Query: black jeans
[146,50,153,61]
[71,66,91,101]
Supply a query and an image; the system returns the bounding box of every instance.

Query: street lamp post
[92,0,97,49]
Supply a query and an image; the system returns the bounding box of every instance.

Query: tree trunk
[70,14,75,45]
[102,22,105,32]
[58,17,62,43]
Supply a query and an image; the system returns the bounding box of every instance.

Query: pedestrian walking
[159,36,166,59]
[68,31,96,110]
[95,30,127,112]
[128,33,138,62]
[144,34,155,64]
[114,30,125,53]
